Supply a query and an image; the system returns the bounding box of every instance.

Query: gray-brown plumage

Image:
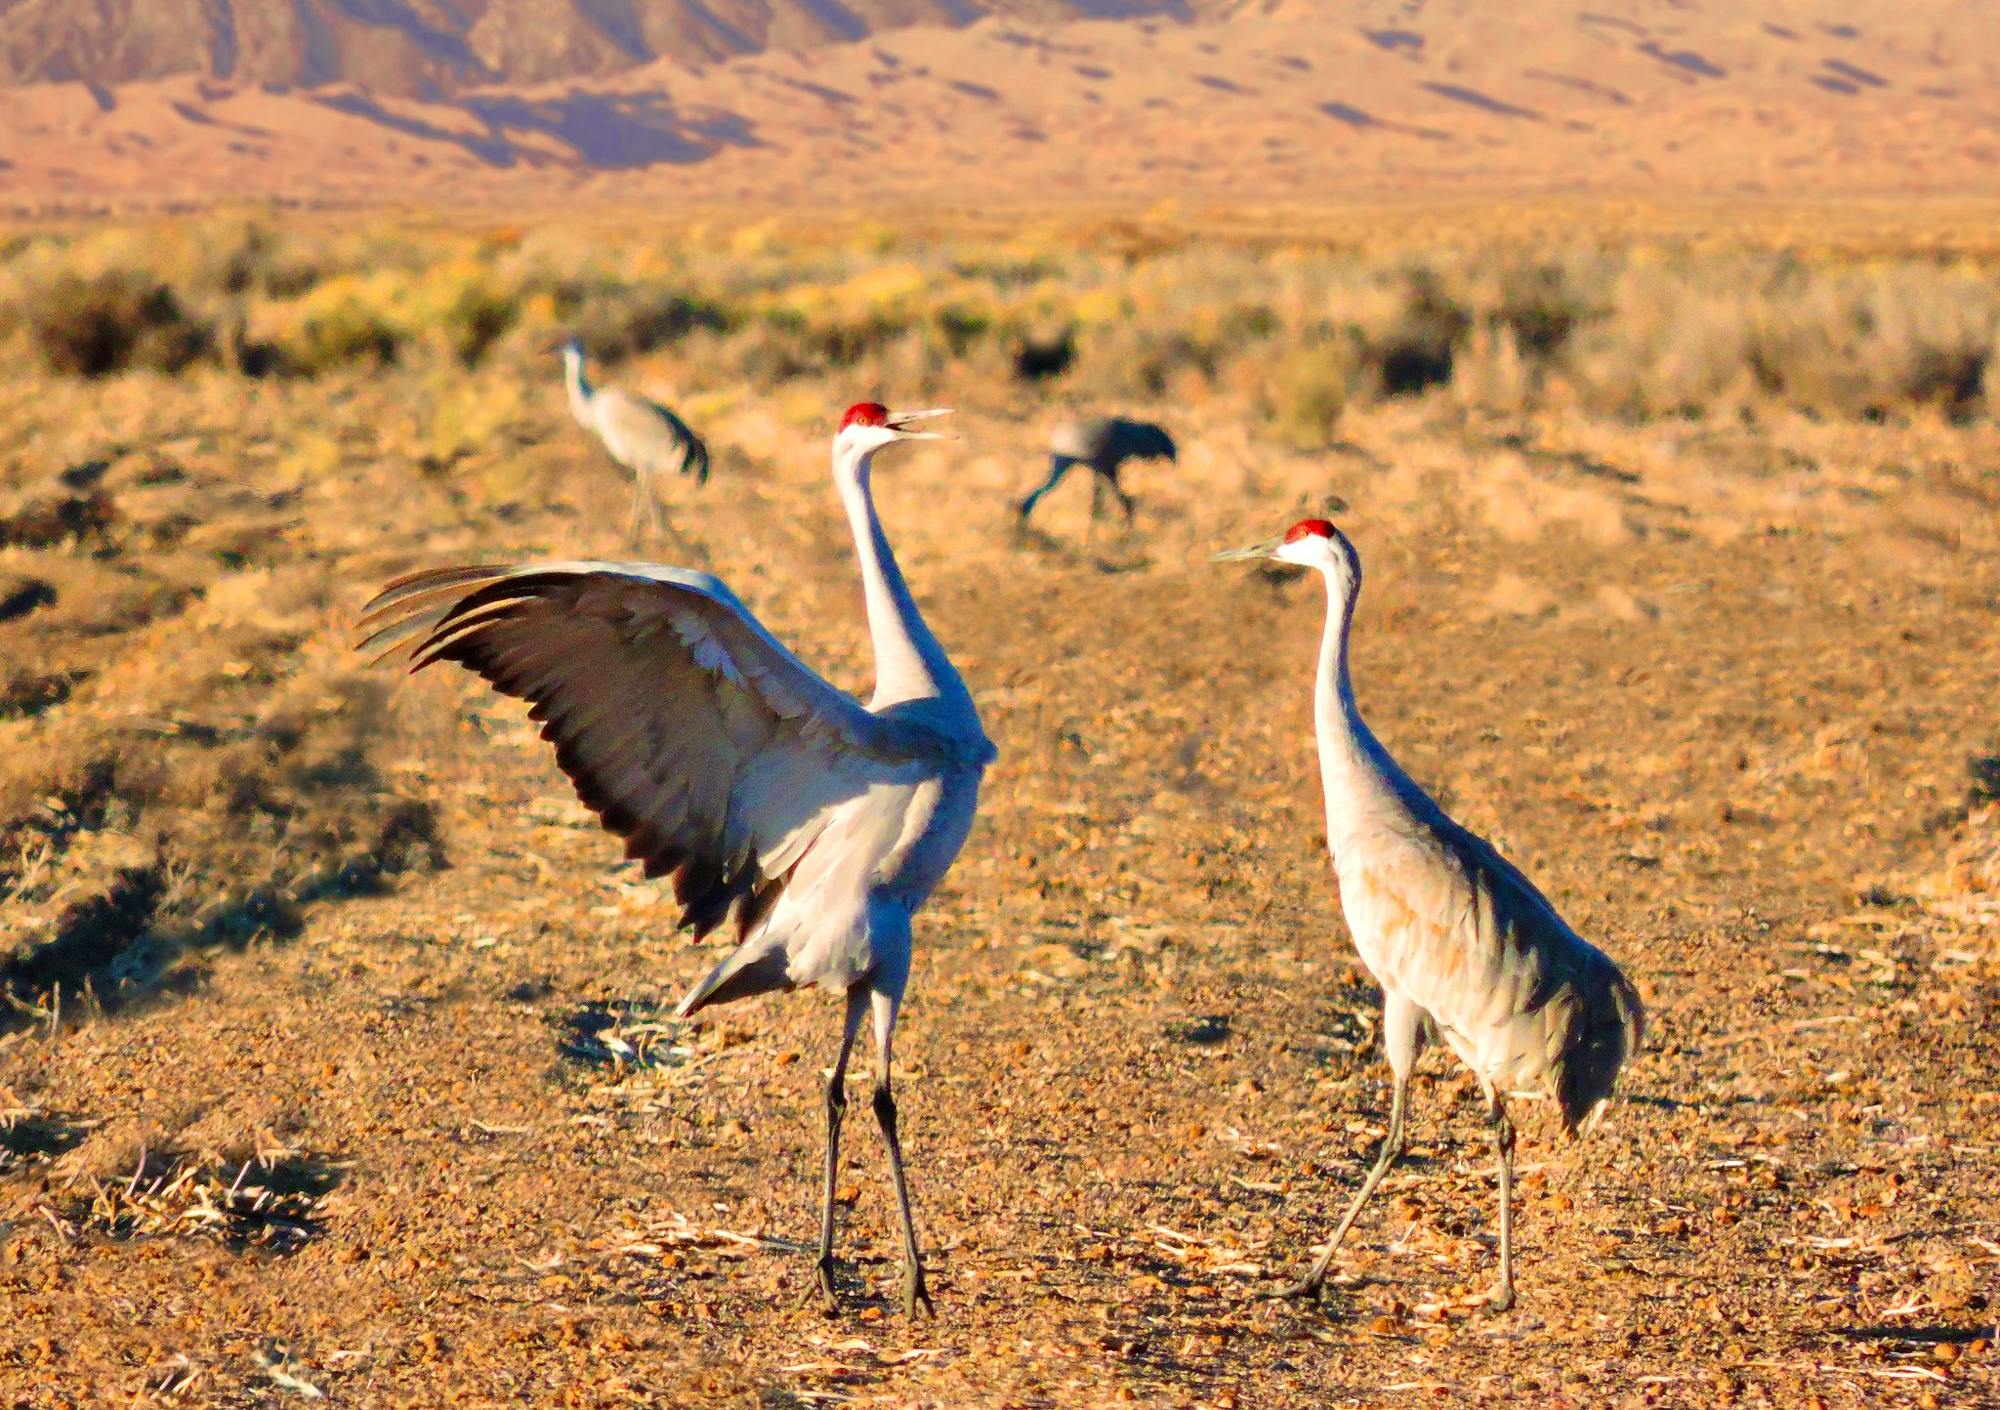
[358,404,988,1321]
[563,337,710,541]
[1215,517,1644,1312]
[1017,415,1176,525]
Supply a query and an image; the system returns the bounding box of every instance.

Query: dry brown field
[1,206,1997,1407]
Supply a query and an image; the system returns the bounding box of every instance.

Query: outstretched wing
[596,390,712,484]
[358,561,926,939]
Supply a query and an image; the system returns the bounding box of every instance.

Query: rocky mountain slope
[0,1,1994,210]
[0,0,1202,96]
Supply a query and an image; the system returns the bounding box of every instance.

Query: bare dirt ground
[2,326,1998,1406]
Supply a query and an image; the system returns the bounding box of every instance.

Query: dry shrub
[1363,269,1470,397]
[425,261,518,367]
[1269,341,1354,446]
[14,270,214,377]
[281,273,404,372]
[197,219,323,300]
[552,278,734,361]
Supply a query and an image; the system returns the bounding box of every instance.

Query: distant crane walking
[1214,519,1644,1311]
[1017,416,1176,526]
[561,336,711,542]
[360,402,993,1319]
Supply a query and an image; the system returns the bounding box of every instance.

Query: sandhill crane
[1214,519,1643,1311]
[561,337,711,542]
[359,403,992,1319]
[1017,416,1176,526]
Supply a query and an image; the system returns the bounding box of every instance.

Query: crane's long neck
[1311,572,1406,860]
[563,353,593,426]
[837,448,972,711]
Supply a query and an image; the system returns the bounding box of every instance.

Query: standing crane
[1016,416,1177,527]
[561,336,711,542]
[359,403,993,1320]
[1214,518,1643,1311]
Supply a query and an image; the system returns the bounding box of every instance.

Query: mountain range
[0,0,1210,96]
[0,1,1993,211]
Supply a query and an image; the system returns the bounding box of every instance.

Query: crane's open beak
[1211,536,1281,563]
[888,408,954,440]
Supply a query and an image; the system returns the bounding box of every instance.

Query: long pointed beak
[1211,537,1282,563]
[888,408,954,440]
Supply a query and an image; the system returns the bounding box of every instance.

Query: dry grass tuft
[41,1140,341,1252]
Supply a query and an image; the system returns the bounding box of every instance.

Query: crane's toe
[800,1254,841,1315]
[902,1268,935,1319]
[1267,1272,1328,1303]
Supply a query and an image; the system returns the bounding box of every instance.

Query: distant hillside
[0,0,1209,96]
[1,1,1995,212]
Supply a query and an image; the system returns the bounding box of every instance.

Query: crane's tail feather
[675,942,793,1019]
[1553,960,1645,1136]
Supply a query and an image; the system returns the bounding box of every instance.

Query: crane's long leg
[1486,1097,1516,1314]
[802,987,870,1313]
[1106,472,1136,525]
[1276,991,1422,1302]
[626,473,649,547]
[643,471,664,539]
[1018,457,1072,524]
[628,470,665,546]
[868,987,933,1318]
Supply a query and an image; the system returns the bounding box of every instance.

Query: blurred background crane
[561,336,711,543]
[1016,415,1176,527]
[1215,517,1645,1313]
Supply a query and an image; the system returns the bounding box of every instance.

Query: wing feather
[359,561,927,940]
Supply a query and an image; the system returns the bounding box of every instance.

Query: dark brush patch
[0,492,117,550]
[0,577,56,623]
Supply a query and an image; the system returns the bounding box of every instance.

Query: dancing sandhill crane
[561,337,711,541]
[1215,519,1644,1311]
[359,403,993,1319]
[1016,415,1177,526]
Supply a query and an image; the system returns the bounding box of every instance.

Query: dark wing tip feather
[360,557,835,949]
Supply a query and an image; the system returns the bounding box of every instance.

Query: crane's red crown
[1284,518,1337,543]
[841,402,891,430]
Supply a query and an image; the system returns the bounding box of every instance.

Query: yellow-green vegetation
[3,206,1999,425]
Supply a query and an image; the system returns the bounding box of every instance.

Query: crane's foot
[901,1266,935,1319]
[798,1255,841,1315]
[1267,1270,1328,1303]
[1479,1282,1516,1316]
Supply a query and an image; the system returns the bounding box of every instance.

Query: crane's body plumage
[1313,640,1640,1130]
[1218,519,1641,1310]
[1019,415,1177,524]
[562,341,710,539]
[361,404,984,1318]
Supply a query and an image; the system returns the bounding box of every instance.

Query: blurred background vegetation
[4,205,2000,445]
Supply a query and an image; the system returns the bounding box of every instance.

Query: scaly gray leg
[1111,475,1136,525]
[802,989,869,1313]
[872,1073,932,1318]
[626,474,650,547]
[1018,456,1073,524]
[1275,992,1422,1302]
[1486,1099,1516,1314]
[864,983,932,1319]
